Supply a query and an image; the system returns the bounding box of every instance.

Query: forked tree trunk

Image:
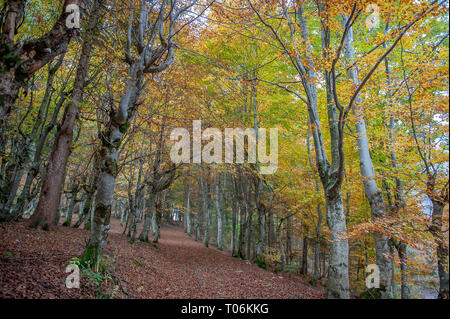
[342,17,393,298]
[384,45,410,299]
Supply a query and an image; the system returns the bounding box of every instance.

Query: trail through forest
[0,219,325,299]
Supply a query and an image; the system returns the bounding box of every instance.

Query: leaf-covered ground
[0,218,325,299]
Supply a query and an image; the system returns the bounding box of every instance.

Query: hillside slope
[0,219,325,299]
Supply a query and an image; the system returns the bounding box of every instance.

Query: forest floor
[0,218,325,299]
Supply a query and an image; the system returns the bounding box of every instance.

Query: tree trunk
[200,174,211,248]
[237,175,247,259]
[277,222,285,272]
[152,196,163,243]
[30,2,100,230]
[185,184,191,235]
[12,87,67,220]
[286,215,293,264]
[256,202,265,258]
[326,192,350,299]
[431,199,449,299]
[231,195,237,256]
[62,190,77,227]
[397,242,410,299]
[255,178,265,259]
[343,17,393,298]
[139,191,155,242]
[268,208,275,248]
[73,179,97,229]
[215,175,223,250]
[301,236,308,275]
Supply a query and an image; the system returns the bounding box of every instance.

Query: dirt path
[0,219,325,299]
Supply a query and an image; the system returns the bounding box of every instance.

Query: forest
[0,0,448,300]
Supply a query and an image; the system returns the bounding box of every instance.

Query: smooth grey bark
[130,151,145,243]
[140,190,156,242]
[268,206,275,248]
[215,175,223,250]
[307,123,323,284]
[185,184,191,235]
[342,16,393,298]
[245,180,254,261]
[199,172,211,248]
[151,199,159,240]
[383,38,411,299]
[277,220,285,271]
[325,192,349,299]
[62,187,77,227]
[231,174,238,256]
[119,200,126,225]
[195,202,201,242]
[298,3,349,298]
[236,171,248,259]
[397,243,410,299]
[255,182,265,259]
